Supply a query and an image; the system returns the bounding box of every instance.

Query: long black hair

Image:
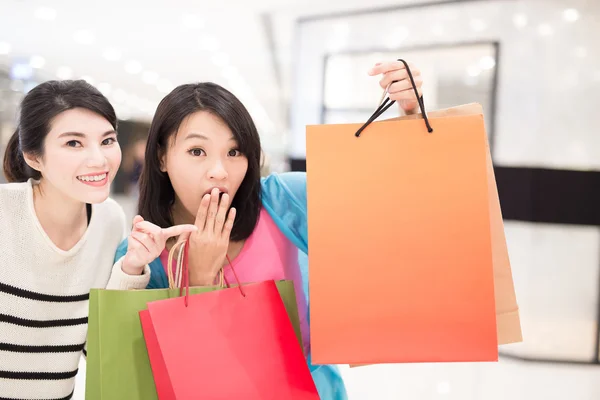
[137,82,262,241]
[3,80,117,182]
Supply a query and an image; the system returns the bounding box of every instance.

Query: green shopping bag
[85,244,304,399]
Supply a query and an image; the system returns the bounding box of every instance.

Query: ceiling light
[142,71,159,84]
[73,30,95,45]
[34,7,57,21]
[103,48,122,62]
[467,65,481,77]
[0,42,11,55]
[10,63,33,80]
[469,19,487,32]
[512,13,528,28]
[537,24,553,36]
[125,60,142,74]
[30,55,46,69]
[80,76,94,84]
[479,56,496,70]
[56,66,73,79]
[563,8,580,22]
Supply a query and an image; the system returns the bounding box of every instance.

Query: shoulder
[85,198,128,255]
[261,172,306,205]
[260,172,309,254]
[261,171,306,189]
[91,197,128,237]
[94,197,126,222]
[0,180,31,200]
[0,180,33,218]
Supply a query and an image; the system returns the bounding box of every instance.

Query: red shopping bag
[140,241,318,400]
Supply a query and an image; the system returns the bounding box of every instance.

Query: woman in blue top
[114,60,425,399]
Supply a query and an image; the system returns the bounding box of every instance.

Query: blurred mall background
[1,0,599,398]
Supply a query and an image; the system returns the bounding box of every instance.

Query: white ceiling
[0,0,445,141]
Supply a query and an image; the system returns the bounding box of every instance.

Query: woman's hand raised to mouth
[186,187,237,286]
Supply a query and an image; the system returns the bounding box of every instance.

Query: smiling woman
[0,80,152,400]
[17,108,121,205]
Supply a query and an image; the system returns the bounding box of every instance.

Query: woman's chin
[72,181,112,204]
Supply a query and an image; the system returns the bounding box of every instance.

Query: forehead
[48,108,113,137]
[177,111,232,138]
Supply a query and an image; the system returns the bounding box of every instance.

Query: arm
[108,213,197,290]
[261,172,308,254]
[261,171,311,300]
[96,203,151,290]
[106,237,152,291]
[402,103,418,115]
[112,238,179,290]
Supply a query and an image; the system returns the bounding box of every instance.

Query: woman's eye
[189,148,205,157]
[66,140,82,148]
[228,149,241,157]
[102,137,117,146]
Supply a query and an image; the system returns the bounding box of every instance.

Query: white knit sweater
[0,180,150,400]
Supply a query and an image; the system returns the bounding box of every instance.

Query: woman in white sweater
[0,80,195,400]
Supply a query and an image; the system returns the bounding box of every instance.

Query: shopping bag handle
[167,240,186,289]
[223,255,246,297]
[179,240,247,307]
[355,59,433,137]
[168,239,228,289]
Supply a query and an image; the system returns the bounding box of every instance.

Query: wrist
[188,270,215,287]
[404,107,417,115]
[121,256,144,276]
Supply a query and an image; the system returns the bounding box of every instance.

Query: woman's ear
[22,152,42,173]
[159,149,167,172]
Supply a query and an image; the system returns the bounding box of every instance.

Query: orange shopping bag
[389,103,522,346]
[306,60,518,365]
